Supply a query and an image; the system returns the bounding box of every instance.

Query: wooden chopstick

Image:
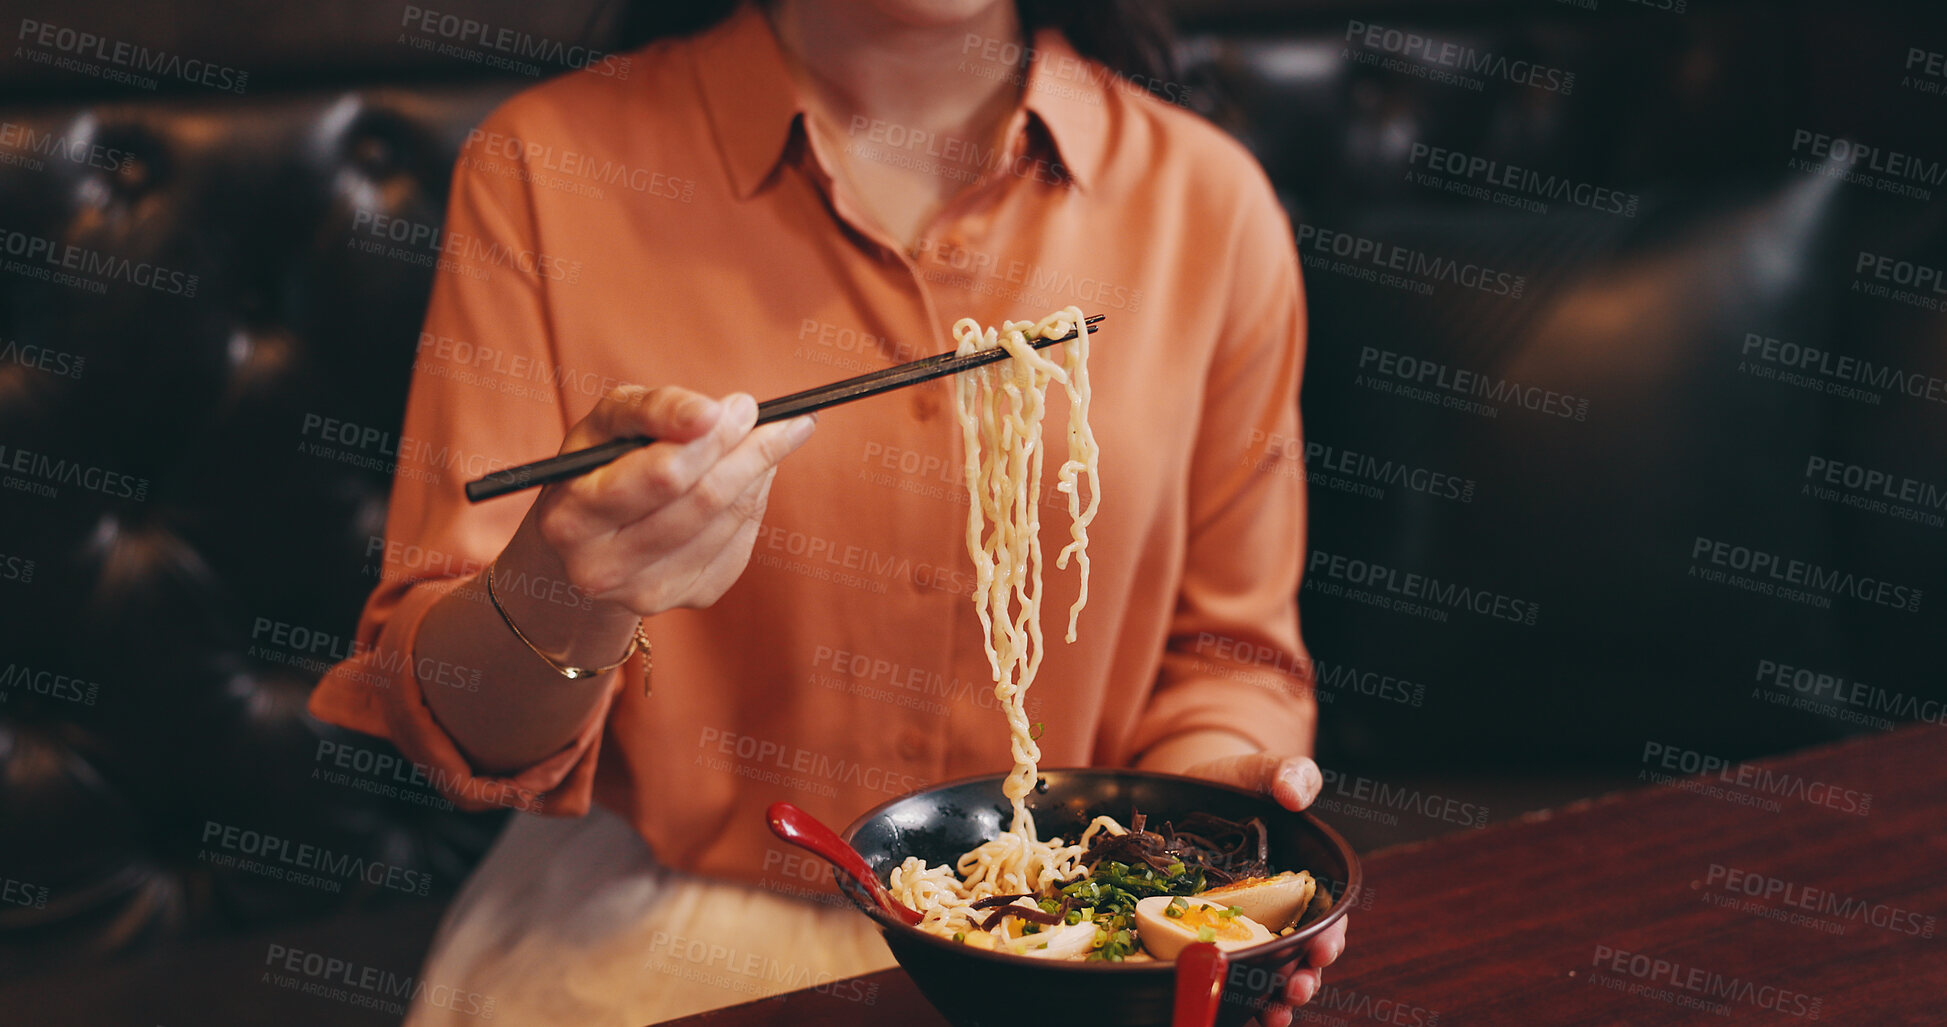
[463,314,1104,502]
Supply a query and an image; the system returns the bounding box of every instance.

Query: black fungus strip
[976,901,1067,932]
[1079,810,1273,885]
[972,893,1036,910]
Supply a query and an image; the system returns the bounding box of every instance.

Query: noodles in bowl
[892,801,1327,962]
[840,769,1360,1027]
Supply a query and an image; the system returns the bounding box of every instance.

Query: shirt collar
[691,4,1107,199]
[1017,27,1107,192]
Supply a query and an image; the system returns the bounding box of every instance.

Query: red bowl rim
[836,766,1362,973]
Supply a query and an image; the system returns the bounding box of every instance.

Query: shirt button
[897,726,931,761]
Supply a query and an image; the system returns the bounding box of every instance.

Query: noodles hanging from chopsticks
[888,305,1104,941]
[954,304,1099,836]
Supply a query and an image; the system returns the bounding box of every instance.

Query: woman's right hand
[521,385,817,618]
[411,383,813,773]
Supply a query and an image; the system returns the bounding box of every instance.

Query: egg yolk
[1177,904,1256,941]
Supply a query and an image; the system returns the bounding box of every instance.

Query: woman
[311,0,1346,1023]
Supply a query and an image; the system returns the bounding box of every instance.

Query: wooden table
[659,726,1944,1025]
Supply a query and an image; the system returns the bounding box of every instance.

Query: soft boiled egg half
[1132,895,1275,960]
[1132,871,1319,960]
[1196,870,1318,931]
[958,902,1102,959]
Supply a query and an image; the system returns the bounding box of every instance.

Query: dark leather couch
[2,0,1942,1016]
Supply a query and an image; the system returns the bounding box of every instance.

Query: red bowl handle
[1172,942,1229,1027]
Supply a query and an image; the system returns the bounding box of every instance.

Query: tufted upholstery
[0,80,526,970]
[3,0,1944,983]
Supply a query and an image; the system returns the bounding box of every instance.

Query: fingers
[572,412,808,609]
[669,470,780,608]
[1262,920,1344,1021]
[1282,966,1322,1007]
[579,384,723,447]
[1305,917,1347,969]
[1252,954,1324,1027]
[1184,751,1277,791]
[601,415,810,556]
[586,393,761,520]
[533,380,816,612]
[1270,756,1323,811]
[642,464,778,591]
[1187,753,1324,811]
[659,415,814,525]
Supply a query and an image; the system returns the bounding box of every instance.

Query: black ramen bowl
[838,768,1361,1027]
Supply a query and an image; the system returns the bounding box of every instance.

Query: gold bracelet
[486,561,652,696]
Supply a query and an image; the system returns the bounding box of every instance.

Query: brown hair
[608,0,1180,97]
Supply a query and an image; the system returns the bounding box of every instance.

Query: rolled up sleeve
[1128,176,1316,761]
[306,105,621,816]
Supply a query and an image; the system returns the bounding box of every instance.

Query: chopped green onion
[1030,722,1045,740]
[1065,909,1083,925]
[1222,905,1243,919]
[1197,926,1217,943]
[952,931,966,943]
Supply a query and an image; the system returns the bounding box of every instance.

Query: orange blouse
[310,3,1314,891]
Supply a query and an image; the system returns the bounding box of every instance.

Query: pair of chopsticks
[464,314,1105,502]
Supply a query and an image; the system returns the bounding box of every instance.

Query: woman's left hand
[1178,752,1350,1027]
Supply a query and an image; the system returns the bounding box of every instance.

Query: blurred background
[1,0,1942,1022]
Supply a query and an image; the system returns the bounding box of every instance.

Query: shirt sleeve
[306,107,627,816]
[1127,172,1317,761]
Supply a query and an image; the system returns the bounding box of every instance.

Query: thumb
[1185,753,1323,811]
